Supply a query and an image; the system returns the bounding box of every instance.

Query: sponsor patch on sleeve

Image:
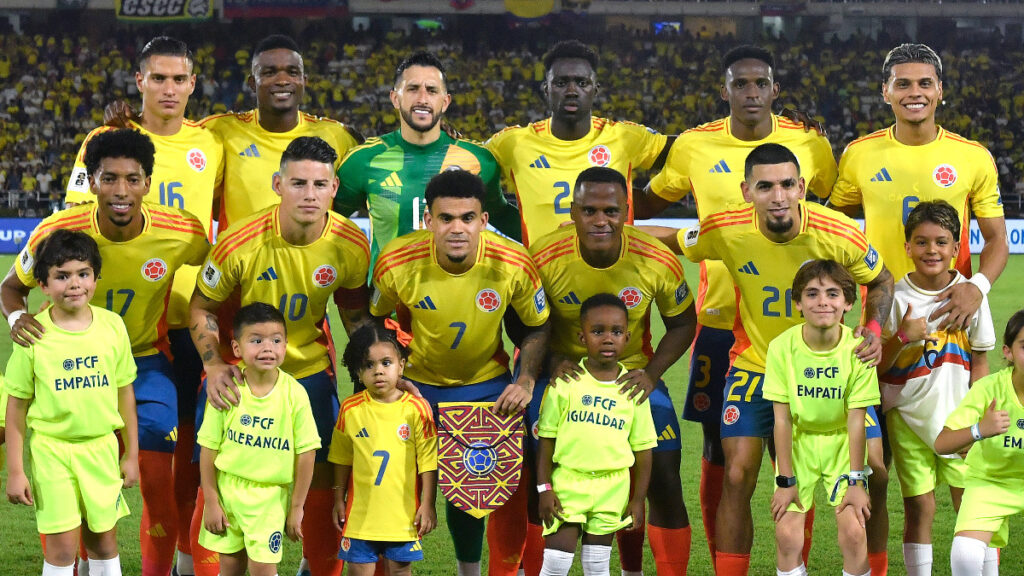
[201,261,222,289]
[683,225,700,248]
[534,287,547,313]
[864,245,879,270]
[67,167,89,195]
[18,247,33,275]
[675,282,690,305]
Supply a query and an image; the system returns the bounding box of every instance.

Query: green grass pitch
[1,254,1021,575]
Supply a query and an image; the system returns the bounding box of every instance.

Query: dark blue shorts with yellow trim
[720,366,881,440]
[682,325,734,425]
[338,536,424,563]
[135,352,179,453]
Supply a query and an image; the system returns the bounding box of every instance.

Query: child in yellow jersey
[329,323,437,575]
[536,293,657,576]
[197,303,320,576]
[765,261,878,576]
[936,310,1024,576]
[5,229,139,576]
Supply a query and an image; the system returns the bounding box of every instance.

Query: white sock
[89,556,122,576]
[176,551,195,575]
[457,561,482,576]
[518,570,526,576]
[982,546,999,576]
[904,542,933,576]
[297,557,310,575]
[581,544,611,576]
[540,549,575,576]
[951,536,986,576]
[77,558,90,575]
[42,561,74,576]
[776,564,807,576]
[841,571,870,576]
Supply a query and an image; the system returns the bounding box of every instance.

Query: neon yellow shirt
[5,305,136,440]
[328,391,437,541]
[762,324,879,433]
[486,117,667,246]
[197,370,320,485]
[679,202,883,372]
[64,120,223,329]
[832,126,1004,279]
[945,368,1024,483]
[200,109,360,228]
[530,225,692,369]
[648,115,837,330]
[537,361,657,473]
[198,207,369,379]
[371,230,549,386]
[17,204,209,357]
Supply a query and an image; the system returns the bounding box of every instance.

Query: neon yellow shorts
[888,410,967,498]
[778,428,867,513]
[199,471,289,564]
[954,479,1024,548]
[544,466,632,537]
[29,432,129,534]
[0,382,8,428]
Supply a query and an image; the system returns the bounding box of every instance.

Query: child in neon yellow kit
[5,229,139,576]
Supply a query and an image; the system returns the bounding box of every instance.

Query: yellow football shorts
[544,466,633,537]
[954,479,1024,548]
[888,410,967,498]
[778,428,867,513]
[199,471,289,564]
[29,432,129,534]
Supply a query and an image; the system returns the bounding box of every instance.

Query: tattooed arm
[854,265,895,367]
[189,287,242,409]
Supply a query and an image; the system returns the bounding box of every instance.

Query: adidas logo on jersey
[659,426,677,442]
[529,155,551,168]
[870,168,893,182]
[238,144,260,158]
[558,292,581,305]
[414,296,437,310]
[257,267,278,281]
[738,261,759,275]
[355,427,370,438]
[381,172,403,188]
[708,160,732,174]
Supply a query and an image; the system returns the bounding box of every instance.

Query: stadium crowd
[0,18,1022,217]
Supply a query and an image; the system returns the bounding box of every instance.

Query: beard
[401,107,441,133]
[765,216,794,235]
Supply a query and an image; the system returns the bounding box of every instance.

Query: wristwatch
[775,475,797,488]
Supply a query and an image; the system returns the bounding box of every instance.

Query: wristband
[971,423,983,441]
[967,273,992,296]
[7,309,25,329]
[865,319,882,339]
[896,329,910,345]
[536,483,553,494]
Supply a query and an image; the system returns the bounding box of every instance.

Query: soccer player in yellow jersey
[646,143,894,576]
[5,229,139,576]
[199,35,363,229]
[3,130,210,576]
[485,40,670,248]
[828,44,1008,574]
[633,45,839,565]
[189,137,370,576]
[529,167,696,576]
[371,170,550,576]
[70,37,225,576]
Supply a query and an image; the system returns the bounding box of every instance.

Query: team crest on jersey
[141,258,168,282]
[693,392,711,412]
[864,245,879,270]
[341,538,351,552]
[312,265,337,288]
[683,226,700,248]
[533,287,546,314]
[268,531,282,554]
[588,145,611,167]
[186,148,207,172]
[618,287,642,309]
[932,164,957,188]
[1017,419,1024,430]
[397,423,411,441]
[723,405,740,425]
[201,262,222,289]
[476,289,501,312]
[675,283,690,305]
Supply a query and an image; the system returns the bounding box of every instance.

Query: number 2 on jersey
[553,181,571,214]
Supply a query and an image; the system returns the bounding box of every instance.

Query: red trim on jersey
[729,285,751,366]
[406,395,436,438]
[483,243,542,284]
[211,214,274,264]
[684,119,726,135]
[700,208,754,234]
[530,235,575,263]
[592,117,607,130]
[843,129,889,152]
[533,244,575,269]
[339,393,370,430]
[483,251,542,287]
[532,121,548,134]
[805,211,868,251]
[957,196,973,276]
[29,214,93,250]
[373,244,431,282]
[627,236,685,278]
[330,220,371,260]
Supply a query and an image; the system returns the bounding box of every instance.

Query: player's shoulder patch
[18,246,34,276]
[533,287,547,314]
[863,244,879,271]
[683,225,700,248]
[674,282,690,305]
[201,260,222,289]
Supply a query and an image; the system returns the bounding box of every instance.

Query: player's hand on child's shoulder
[121,455,140,489]
[770,486,802,523]
[617,368,655,404]
[538,491,564,529]
[853,325,882,367]
[396,378,423,398]
[899,304,938,345]
[980,399,1011,438]
[286,506,304,542]
[415,502,437,537]
[203,500,229,535]
[6,471,33,505]
[205,365,244,409]
[549,355,583,385]
[837,484,871,528]
[9,311,45,347]
[103,100,138,129]
[931,281,983,331]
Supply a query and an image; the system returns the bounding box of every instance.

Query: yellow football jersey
[371,230,549,386]
[831,126,1004,279]
[17,204,209,357]
[328,391,437,541]
[648,115,838,331]
[486,117,667,246]
[530,225,693,370]
[200,109,361,228]
[65,120,224,329]
[679,202,883,372]
[197,206,370,379]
